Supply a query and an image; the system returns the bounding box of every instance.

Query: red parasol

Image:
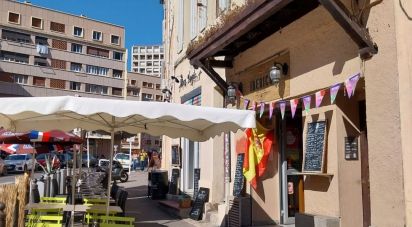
[0,129,83,144]
[0,144,51,154]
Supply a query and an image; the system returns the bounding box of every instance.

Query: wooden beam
[319,0,378,58]
[208,59,233,68]
[199,59,228,93]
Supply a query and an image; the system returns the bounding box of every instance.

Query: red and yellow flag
[243,122,274,189]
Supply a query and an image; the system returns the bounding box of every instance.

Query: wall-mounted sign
[345,136,358,160]
[171,145,181,167]
[302,121,327,173]
[233,153,245,197]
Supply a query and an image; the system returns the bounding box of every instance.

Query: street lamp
[269,63,288,85]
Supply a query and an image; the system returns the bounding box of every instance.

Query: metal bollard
[56,169,61,193]
[0,202,5,227]
[50,174,56,197]
[60,168,66,195]
[45,174,51,197]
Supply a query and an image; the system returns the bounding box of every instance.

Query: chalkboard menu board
[303,121,327,172]
[169,168,180,195]
[171,145,181,167]
[190,187,209,221]
[233,154,245,197]
[193,168,200,199]
[345,136,358,160]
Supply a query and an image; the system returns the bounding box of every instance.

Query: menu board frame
[302,120,327,173]
[171,144,181,167]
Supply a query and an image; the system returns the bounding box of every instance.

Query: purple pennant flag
[345,73,360,98]
[279,102,286,120]
[302,95,311,113]
[269,102,275,119]
[290,99,299,119]
[259,102,265,118]
[330,84,341,104]
[315,90,326,108]
[243,99,250,110]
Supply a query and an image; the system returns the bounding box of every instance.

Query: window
[113,52,123,60]
[70,81,81,91]
[112,70,122,79]
[131,90,139,96]
[50,79,66,89]
[13,75,28,84]
[86,65,109,76]
[92,31,102,41]
[51,59,66,70]
[52,39,67,50]
[177,0,184,52]
[198,0,207,31]
[35,36,48,45]
[112,88,122,96]
[85,84,108,95]
[190,0,197,39]
[142,82,148,87]
[70,63,82,72]
[50,22,65,33]
[34,57,48,67]
[73,26,83,37]
[33,77,46,87]
[8,12,20,24]
[111,35,120,45]
[156,84,161,90]
[146,140,152,145]
[71,43,83,53]
[2,30,31,43]
[87,47,109,58]
[217,0,230,16]
[156,95,163,101]
[142,93,153,101]
[31,17,43,29]
[0,51,29,64]
[155,140,160,145]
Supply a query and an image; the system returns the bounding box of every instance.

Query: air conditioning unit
[227,196,251,227]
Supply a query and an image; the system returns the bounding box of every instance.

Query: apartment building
[0,0,126,98]
[121,71,163,153]
[131,45,164,77]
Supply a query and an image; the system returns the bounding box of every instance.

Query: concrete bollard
[0,202,5,227]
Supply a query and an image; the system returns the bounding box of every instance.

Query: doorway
[181,139,199,195]
[279,109,304,224]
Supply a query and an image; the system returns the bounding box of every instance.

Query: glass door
[280,110,304,224]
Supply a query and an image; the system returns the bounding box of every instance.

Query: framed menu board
[302,121,327,173]
[171,145,181,167]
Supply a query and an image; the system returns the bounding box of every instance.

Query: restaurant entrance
[279,109,304,224]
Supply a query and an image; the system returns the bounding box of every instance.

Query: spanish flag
[243,122,274,189]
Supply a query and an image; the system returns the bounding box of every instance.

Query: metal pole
[71,144,77,227]
[129,140,132,175]
[87,133,90,169]
[106,117,115,216]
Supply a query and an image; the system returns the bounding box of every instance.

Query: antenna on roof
[80,14,87,18]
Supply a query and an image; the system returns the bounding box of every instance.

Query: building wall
[131,45,164,77]
[126,71,162,101]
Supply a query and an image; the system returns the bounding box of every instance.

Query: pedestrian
[139,151,146,171]
[132,152,138,171]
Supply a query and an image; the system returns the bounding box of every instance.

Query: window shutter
[190,0,197,39]
[177,0,184,52]
[198,0,207,32]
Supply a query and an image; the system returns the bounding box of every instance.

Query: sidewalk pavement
[119,170,202,227]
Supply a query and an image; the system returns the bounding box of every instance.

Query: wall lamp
[162,88,172,102]
[269,63,288,85]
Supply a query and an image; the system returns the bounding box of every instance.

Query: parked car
[56,152,73,168]
[81,154,98,167]
[36,153,60,170]
[0,158,7,176]
[4,154,35,172]
[114,153,131,170]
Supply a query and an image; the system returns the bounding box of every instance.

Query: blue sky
[28,0,164,70]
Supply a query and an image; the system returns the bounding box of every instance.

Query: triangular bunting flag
[345,73,360,98]
[269,102,275,119]
[302,96,311,113]
[244,99,250,110]
[259,102,265,118]
[315,90,326,108]
[330,84,341,104]
[279,102,286,120]
[290,99,299,119]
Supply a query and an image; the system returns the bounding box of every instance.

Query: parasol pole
[106,117,115,217]
[87,132,90,170]
[71,143,77,227]
[29,142,36,204]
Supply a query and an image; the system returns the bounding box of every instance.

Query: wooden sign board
[189,187,209,221]
[302,121,327,173]
[169,168,180,195]
[233,154,245,197]
[193,168,200,199]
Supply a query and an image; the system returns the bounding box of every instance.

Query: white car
[4,154,35,172]
[114,153,131,170]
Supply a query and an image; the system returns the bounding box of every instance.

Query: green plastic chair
[31,208,63,216]
[25,214,63,227]
[85,214,134,227]
[83,198,107,205]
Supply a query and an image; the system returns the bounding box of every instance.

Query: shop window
[31,17,43,29]
[33,77,45,87]
[50,21,65,33]
[8,12,20,24]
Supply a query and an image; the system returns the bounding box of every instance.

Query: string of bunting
[240,73,361,119]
